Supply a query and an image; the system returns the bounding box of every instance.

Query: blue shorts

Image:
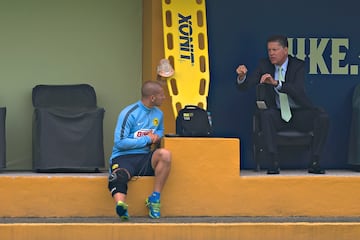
[110,152,155,177]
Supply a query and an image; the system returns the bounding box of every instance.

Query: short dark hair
[141,80,163,98]
[267,35,288,48]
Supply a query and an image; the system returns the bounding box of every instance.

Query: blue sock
[149,191,160,202]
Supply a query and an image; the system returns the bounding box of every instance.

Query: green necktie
[278,67,292,122]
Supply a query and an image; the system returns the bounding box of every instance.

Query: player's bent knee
[160,148,171,158]
[108,167,130,196]
[157,148,172,163]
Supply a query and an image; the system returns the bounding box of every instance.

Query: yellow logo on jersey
[153,118,159,126]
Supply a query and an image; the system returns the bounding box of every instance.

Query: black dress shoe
[308,167,325,174]
[267,168,280,174]
[308,161,325,174]
[267,161,280,174]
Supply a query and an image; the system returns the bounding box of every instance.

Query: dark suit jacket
[237,55,314,109]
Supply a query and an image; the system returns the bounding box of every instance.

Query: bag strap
[184,105,202,110]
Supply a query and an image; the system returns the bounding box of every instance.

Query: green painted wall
[0,0,142,170]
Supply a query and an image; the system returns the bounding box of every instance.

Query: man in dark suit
[236,35,329,174]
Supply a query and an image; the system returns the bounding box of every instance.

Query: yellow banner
[161,0,210,117]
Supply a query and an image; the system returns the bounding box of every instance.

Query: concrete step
[1,138,360,218]
[1,137,360,239]
[2,216,360,223]
[1,217,360,240]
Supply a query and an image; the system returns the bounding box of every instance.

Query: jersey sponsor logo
[134,129,153,138]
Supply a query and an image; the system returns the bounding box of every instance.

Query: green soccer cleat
[145,197,161,219]
[116,201,129,221]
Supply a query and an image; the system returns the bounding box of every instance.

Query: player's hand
[148,132,160,144]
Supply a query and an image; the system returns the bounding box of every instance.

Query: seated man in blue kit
[108,80,171,220]
[235,35,329,174]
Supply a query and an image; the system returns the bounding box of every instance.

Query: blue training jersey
[110,100,164,161]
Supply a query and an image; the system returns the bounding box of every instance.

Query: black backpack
[176,105,212,137]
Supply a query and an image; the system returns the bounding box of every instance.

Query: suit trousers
[259,107,329,158]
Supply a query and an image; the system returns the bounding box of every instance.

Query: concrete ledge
[1,137,360,218]
[1,222,360,240]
